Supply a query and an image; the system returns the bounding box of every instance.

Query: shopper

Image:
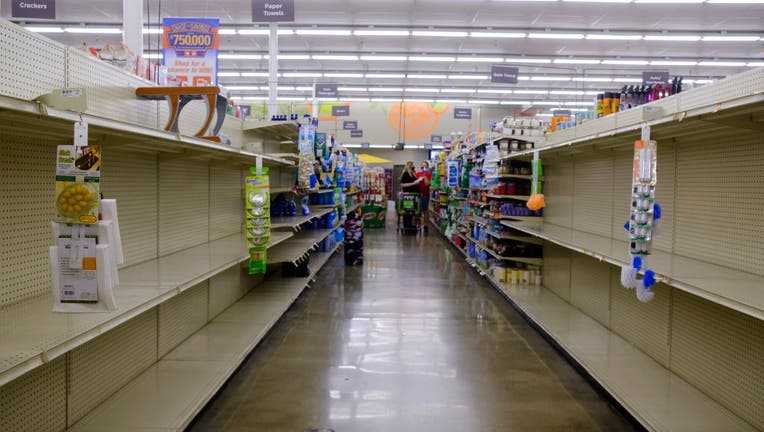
[399,161,424,234]
[416,161,432,234]
[400,161,422,193]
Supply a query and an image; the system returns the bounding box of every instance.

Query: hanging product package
[447,160,459,188]
[246,166,270,275]
[526,152,545,211]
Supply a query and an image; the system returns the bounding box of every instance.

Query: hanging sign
[162,18,219,86]
[252,0,295,22]
[431,135,442,143]
[315,84,338,98]
[12,0,55,19]
[332,105,350,116]
[361,143,371,149]
[491,65,519,84]
[642,71,670,86]
[343,121,358,130]
[553,110,572,117]
[350,130,363,138]
[424,143,433,150]
[454,108,472,119]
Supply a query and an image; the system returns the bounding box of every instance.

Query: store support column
[122,0,143,58]
[268,23,279,118]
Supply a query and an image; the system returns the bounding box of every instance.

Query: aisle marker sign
[350,130,363,138]
[162,18,219,86]
[642,71,670,85]
[315,84,338,98]
[252,0,295,22]
[12,0,55,19]
[454,108,472,119]
[431,135,443,143]
[491,65,519,84]
[343,121,358,130]
[332,105,350,116]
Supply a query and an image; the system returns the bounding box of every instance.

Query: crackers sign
[162,18,219,86]
[12,0,55,19]
[252,0,294,22]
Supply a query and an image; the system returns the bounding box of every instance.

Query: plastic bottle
[596,94,604,118]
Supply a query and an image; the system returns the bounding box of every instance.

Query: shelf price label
[162,18,219,86]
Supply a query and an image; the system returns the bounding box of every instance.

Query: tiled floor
[189,220,638,432]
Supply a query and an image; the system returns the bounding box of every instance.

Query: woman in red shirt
[416,161,432,233]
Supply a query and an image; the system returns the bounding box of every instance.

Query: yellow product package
[55,145,101,224]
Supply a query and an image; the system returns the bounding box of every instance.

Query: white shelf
[345,190,362,196]
[467,235,544,265]
[266,228,338,264]
[485,230,544,245]
[485,174,533,180]
[0,231,288,387]
[347,203,361,213]
[69,243,342,432]
[270,207,335,229]
[503,221,764,320]
[495,215,544,222]
[270,186,296,194]
[486,194,531,201]
[0,95,294,167]
[241,120,300,142]
[433,225,753,432]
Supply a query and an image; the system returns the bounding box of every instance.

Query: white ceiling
[4,0,764,104]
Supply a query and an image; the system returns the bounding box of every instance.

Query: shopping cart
[396,192,421,234]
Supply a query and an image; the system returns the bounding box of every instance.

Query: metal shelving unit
[266,228,338,264]
[241,120,300,142]
[486,194,531,201]
[270,207,335,230]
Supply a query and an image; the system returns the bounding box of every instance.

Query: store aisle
[189,220,638,432]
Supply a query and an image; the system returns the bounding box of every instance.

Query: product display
[246,167,270,275]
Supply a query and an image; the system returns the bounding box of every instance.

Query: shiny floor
[189,220,639,432]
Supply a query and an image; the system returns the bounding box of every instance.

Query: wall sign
[162,18,219,86]
[252,0,294,22]
[361,142,370,149]
[350,130,363,138]
[315,84,338,98]
[454,108,472,120]
[491,65,519,84]
[343,121,358,130]
[332,105,350,116]
[430,135,442,143]
[642,71,670,85]
[11,0,55,19]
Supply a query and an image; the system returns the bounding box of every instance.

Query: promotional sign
[350,130,363,138]
[343,121,358,130]
[454,108,472,120]
[642,71,670,86]
[491,65,519,84]
[252,0,295,22]
[315,84,338,98]
[332,105,350,116]
[162,18,219,86]
[431,135,443,143]
[361,143,371,149]
[12,0,55,19]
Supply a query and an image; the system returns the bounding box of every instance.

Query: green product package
[245,167,270,275]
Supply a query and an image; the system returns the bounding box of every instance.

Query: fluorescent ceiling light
[371,98,403,102]
[500,101,532,105]
[747,61,764,66]
[238,29,269,35]
[550,90,586,95]
[239,96,269,101]
[532,76,572,81]
[369,88,404,92]
[219,54,263,60]
[644,35,701,42]
[528,33,585,40]
[312,55,359,61]
[585,33,643,40]
[282,97,309,101]
[338,87,368,91]
[343,98,371,102]
[554,58,601,64]
[602,60,650,65]
[404,98,436,102]
[354,30,410,36]
[412,30,469,37]
[218,29,238,35]
[697,61,747,66]
[325,73,365,78]
[514,90,549,94]
[241,72,269,77]
[538,113,554,118]
[613,77,644,83]
[295,29,352,36]
[278,54,311,60]
[226,86,261,90]
[650,60,698,66]
[585,91,601,95]
[564,101,595,106]
[505,57,552,64]
[468,100,499,104]
[572,77,613,82]
[405,88,441,92]
[316,97,339,101]
[441,89,477,93]
[457,57,504,63]
[518,77,531,80]
[277,29,294,35]
[360,55,408,61]
[636,0,703,2]
[283,72,323,77]
[564,0,631,2]
[476,89,514,93]
[217,71,240,77]
[277,86,295,91]
[142,28,161,34]
[64,27,122,34]
[448,75,489,80]
[26,26,65,33]
[408,56,456,62]
[296,86,314,91]
[407,74,448,79]
[142,53,162,59]
[701,35,761,42]
[707,0,764,3]
[686,79,713,84]
[470,32,526,38]
[531,101,564,106]
[436,99,467,103]
[365,73,406,78]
